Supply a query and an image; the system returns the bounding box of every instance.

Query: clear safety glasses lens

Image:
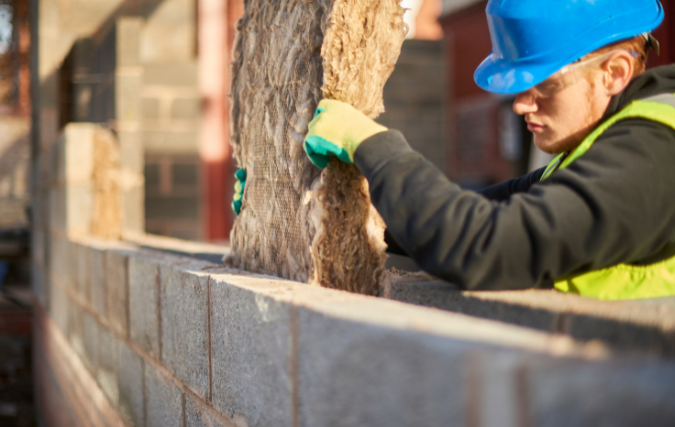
[530,50,628,98]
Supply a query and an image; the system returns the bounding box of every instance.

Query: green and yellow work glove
[232,168,246,216]
[303,99,387,168]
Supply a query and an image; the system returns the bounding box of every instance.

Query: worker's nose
[513,91,538,115]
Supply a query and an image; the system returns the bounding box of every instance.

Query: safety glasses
[529,50,632,98]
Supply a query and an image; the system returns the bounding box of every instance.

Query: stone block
[143,61,198,87]
[140,0,195,62]
[97,325,119,406]
[90,246,107,316]
[129,256,160,357]
[106,249,130,336]
[185,394,230,427]
[116,72,143,123]
[160,264,209,399]
[65,182,94,235]
[145,365,183,427]
[71,241,91,300]
[63,123,95,183]
[116,18,143,68]
[145,196,200,220]
[82,311,99,375]
[210,277,293,427]
[119,339,145,427]
[50,280,69,335]
[143,129,200,154]
[526,358,675,427]
[68,302,85,362]
[170,97,200,120]
[49,235,71,287]
[118,129,144,174]
[121,178,145,233]
[297,302,469,427]
[143,97,160,120]
[48,186,65,232]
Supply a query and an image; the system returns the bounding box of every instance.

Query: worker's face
[512,52,629,154]
[513,78,608,154]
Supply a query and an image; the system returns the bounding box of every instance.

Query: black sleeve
[354,123,675,290]
[477,167,546,201]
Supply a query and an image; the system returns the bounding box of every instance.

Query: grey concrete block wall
[297,305,468,427]
[119,339,145,427]
[129,255,161,357]
[525,358,675,427]
[159,264,210,400]
[145,365,183,427]
[98,325,120,407]
[210,277,293,426]
[34,234,675,427]
[90,246,107,316]
[106,249,130,336]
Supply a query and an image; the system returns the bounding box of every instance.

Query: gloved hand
[231,168,246,215]
[303,99,387,168]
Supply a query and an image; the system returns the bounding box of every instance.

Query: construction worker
[301,0,675,300]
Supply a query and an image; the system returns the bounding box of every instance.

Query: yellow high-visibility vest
[541,92,675,300]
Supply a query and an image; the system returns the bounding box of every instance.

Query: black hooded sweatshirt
[353,64,675,290]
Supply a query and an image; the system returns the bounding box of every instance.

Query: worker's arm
[353,121,675,290]
[477,168,546,201]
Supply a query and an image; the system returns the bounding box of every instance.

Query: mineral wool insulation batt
[226,0,407,295]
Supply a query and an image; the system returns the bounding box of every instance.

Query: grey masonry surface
[106,249,131,336]
[128,255,161,357]
[210,276,294,427]
[297,303,469,427]
[90,245,107,317]
[159,263,210,400]
[97,324,120,407]
[118,339,145,427]
[145,364,183,427]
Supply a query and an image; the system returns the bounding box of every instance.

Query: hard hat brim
[474,4,664,95]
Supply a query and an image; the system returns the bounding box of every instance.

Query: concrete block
[119,339,145,427]
[63,123,95,183]
[116,18,143,68]
[90,246,107,316]
[97,325,119,406]
[210,278,293,427]
[106,249,130,336]
[50,281,70,336]
[526,358,675,427]
[145,365,183,427]
[170,97,200,120]
[185,394,230,427]
[143,97,160,120]
[116,72,143,123]
[140,0,196,62]
[121,182,145,233]
[143,61,198,86]
[160,264,209,400]
[71,242,91,300]
[48,186,65,232]
[143,129,200,154]
[82,311,99,375]
[129,256,160,357]
[49,235,71,287]
[65,182,94,235]
[117,129,144,174]
[68,301,85,362]
[297,303,469,427]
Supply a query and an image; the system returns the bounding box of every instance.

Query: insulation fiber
[227,0,406,294]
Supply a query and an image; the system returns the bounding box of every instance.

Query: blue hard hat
[474,0,664,94]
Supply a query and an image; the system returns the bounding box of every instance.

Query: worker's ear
[601,51,634,96]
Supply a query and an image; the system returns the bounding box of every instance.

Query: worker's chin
[533,133,580,155]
